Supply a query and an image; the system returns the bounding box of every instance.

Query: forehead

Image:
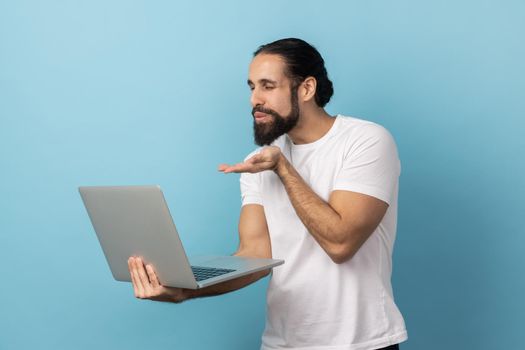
[248,54,288,83]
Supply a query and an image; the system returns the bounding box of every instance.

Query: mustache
[252,106,279,118]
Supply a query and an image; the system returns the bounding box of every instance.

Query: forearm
[219,146,382,265]
[130,253,269,304]
[274,154,350,260]
[182,268,270,301]
[179,248,270,302]
[177,205,273,303]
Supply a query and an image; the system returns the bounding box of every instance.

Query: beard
[252,87,300,146]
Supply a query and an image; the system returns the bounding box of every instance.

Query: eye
[264,85,275,90]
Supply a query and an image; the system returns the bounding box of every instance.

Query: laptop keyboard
[191,266,236,282]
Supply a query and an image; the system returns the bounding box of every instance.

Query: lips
[254,111,268,119]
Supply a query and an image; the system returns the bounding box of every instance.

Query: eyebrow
[247,78,278,86]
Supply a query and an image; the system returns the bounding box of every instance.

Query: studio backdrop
[1,1,523,349]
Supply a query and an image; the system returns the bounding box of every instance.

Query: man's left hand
[218,146,283,174]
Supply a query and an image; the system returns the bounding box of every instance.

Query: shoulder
[334,115,399,159]
[336,115,394,141]
[335,115,397,149]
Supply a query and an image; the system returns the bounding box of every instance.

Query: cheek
[270,94,293,115]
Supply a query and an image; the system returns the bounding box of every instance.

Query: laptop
[79,185,283,289]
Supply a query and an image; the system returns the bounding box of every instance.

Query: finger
[131,257,146,297]
[217,164,230,171]
[248,154,275,169]
[222,162,255,173]
[146,264,161,288]
[128,258,139,297]
[135,257,154,294]
[231,159,275,173]
[220,163,248,173]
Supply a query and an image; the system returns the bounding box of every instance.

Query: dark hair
[254,38,334,107]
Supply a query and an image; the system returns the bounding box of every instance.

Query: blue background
[1,1,523,349]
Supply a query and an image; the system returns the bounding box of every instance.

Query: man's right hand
[128,257,188,303]
[126,205,272,303]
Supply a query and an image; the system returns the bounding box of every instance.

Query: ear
[298,76,317,103]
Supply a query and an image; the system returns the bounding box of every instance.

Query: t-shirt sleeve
[239,150,263,206]
[333,124,401,205]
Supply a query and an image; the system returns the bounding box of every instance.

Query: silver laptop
[79,185,283,289]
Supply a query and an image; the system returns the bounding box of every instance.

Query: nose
[250,88,263,107]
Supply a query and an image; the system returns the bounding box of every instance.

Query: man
[128,38,407,350]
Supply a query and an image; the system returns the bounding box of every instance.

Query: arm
[219,147,388,264]
[128,204,272,303]
[274,153,387,264]
[185,204,272,298]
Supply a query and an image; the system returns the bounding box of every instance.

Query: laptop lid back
[79,185,198,289]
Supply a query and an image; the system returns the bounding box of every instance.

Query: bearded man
[128,38,407,350]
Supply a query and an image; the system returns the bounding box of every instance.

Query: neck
[287,107,335,145]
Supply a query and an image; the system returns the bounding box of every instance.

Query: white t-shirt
[240,115,407,350]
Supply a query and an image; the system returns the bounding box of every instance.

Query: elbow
[324,225,376,264]
[326,244,356,264]
[329,253,354,265]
